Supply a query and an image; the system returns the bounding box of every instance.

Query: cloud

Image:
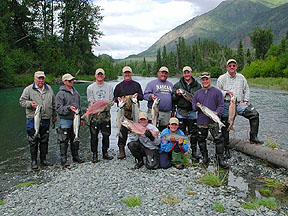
[93,0,223,59]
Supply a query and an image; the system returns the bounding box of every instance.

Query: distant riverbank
[247,77,288,90]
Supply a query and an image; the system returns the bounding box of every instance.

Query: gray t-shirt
[87,82,114,103]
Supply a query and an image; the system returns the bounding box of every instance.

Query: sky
[92,0,224,59]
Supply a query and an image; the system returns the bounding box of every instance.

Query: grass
[265,137,279,149]
[262,178,282,189]
[162,194,180,205]
[242,198,280,211]
[198,170,228,187]
[0,200,4,205]
[16,181,37,188]
[213,202,225,213]
[183,154,191,166]
[259,188,271,196]
[247,77,288,90]
[123,195,141,207]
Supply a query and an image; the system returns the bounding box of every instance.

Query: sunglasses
[228,64,237,68]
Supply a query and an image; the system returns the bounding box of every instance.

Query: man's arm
[216,76,227,97]
[143,82,154,101]
[243,77,250,103]
[19,87,33,108]
[55,93,71,116]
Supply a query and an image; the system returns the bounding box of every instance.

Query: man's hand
[176,89,182,96]
[31,101,38,109]
[80,120,85,126]
[70,106,77,113]
[152,93,156,101]
[196,102,201,108]
[52,116,57,123]
[132,93,138,98]
[170,135,176,142]
[144,129,155,141]
[238,102,247,106]
[226,91,234,97]
[178,137,183,145]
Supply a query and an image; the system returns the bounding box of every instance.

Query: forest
[0,0,287,88]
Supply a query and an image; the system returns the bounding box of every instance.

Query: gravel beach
[0,143,288,216]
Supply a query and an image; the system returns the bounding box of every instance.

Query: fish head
[118,100,126,108]
[75,109,80,115]
[179,89,184,94]
[130,97,137,104]
[155,97,160,104]
[121,118,131,128]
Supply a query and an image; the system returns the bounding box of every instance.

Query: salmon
[179,89,194,103]
[34,105,42,138]
[116,100,126,137]
[151,97,160,126]
[227,95,237,131]
[131,96,139,122]
[73,109,80,143]
[121,118,148,135]
[82,100,114,121]
[199,104,225,130]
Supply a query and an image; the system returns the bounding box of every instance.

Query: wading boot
[249,118,264,144]
[92,152,99,163]
[103,151,113,160]
[191,147,200,163]
[29,139,39,170]
[215,142,229,169]
[72,153,84,163]
[134,158,144,169]
[40,154,53,166]
[71,140,84,163]
[117,144,126,159]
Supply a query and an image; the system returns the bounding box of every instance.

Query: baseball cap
[182,66,192,72]
[122,66,132,73]
[95,68,105,75]
[62,73,75,82]
[159,66,169,73]
[226,59,237,66]
[139,112,148,120]
[169,117,179,125]
[199,72,210,79]
[34,71,46,78]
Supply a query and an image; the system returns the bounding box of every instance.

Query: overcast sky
[93,0,224,59]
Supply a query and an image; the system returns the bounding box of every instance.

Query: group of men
[19,58,263,170]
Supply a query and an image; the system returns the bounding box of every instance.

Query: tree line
[0,0,118,88]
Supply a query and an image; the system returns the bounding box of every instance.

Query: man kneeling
[128,112,160,169]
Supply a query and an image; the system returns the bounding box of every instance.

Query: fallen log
[228,138,288,170]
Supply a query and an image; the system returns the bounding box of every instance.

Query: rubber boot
[71,140,84,163]
[92,152,99,163]
[249,118,264,144]
[198,141,210,166]
[102,134,113,160]
[30,145,38,170]
[60,142,70,167]
[117,144,126,159]
[215,142,229,169]
[40,154,52,166]
[40,141,52,166]
[191,147,200,163]
[103,151,113,160]
[222,117,231,159]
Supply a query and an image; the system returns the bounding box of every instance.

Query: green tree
[237,40,244,71]
[246,48,252,65]
[250,27,273,60]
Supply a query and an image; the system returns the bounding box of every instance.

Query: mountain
[137,0,288,57]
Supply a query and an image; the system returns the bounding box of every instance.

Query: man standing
[19,71,56,169]
[114,66,143,159]
[172,66,202,163]
[192,72,229,168]
[56,73,84,168]
[144,66,173,131]
[87,68,114,163]
[217,59,263,158]
[127,112,160,169]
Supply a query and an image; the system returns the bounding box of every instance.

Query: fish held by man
[116,100,126,138]
[151,97,160,126]
[34,105,42,138]
[179,89,194,103]
[73,109,80,143]
[121,118,158,137]
[161,133,190,144]
[227,95,237,131]
[131,96,139,122]
[199,104,225,130]
[82,100,114,121]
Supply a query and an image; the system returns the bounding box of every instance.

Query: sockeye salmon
[227,95,237,131]
[199,104,225,130]
[131,96,139,122]
[121,118,158,137]
[73,109,80,143]
[179,89,194,103]
[116,100,126,138]
[34,105,42,138]
[82,100,114,121]
[161,133,190,144]
[151,97,160,126]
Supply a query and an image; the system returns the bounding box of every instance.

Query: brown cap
[182,66,192,72]
[34,71,46,78]
[159,66,169,73]
[226,59,237,66]
[62,73,75,82]
[122,66,132,73]
[95,68,105,75]
[169,117,179,125]
[199,72,210,79]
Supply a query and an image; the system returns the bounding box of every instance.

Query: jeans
[223,102,247,117]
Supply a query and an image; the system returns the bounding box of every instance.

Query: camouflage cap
[199,72,210,79]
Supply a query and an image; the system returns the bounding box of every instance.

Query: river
[0,76,287,198]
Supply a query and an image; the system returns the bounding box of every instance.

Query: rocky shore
[0,144,288,215]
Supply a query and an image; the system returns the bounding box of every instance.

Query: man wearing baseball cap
[56,73,84,168]
[217,59,263,156]
[86,68,114,163]
[113,66,144,159]
[192,72,229,168]
[19,71,57,169]
[144,66,174,131]
[172,66,202,163]
[127,112,160,169]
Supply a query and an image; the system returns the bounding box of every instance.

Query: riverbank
[0,145,287,215]
[247,77,288,90]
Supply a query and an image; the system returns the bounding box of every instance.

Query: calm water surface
[0,76,287,173]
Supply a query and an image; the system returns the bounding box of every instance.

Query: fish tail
[81,113,89,122]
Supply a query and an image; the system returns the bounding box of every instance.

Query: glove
[145,129,155,141]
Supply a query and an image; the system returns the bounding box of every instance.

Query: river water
[0,76,287,198]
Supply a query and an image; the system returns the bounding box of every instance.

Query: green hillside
[137,0,288,57]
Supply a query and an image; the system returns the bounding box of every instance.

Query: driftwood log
[228,138,288,169]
